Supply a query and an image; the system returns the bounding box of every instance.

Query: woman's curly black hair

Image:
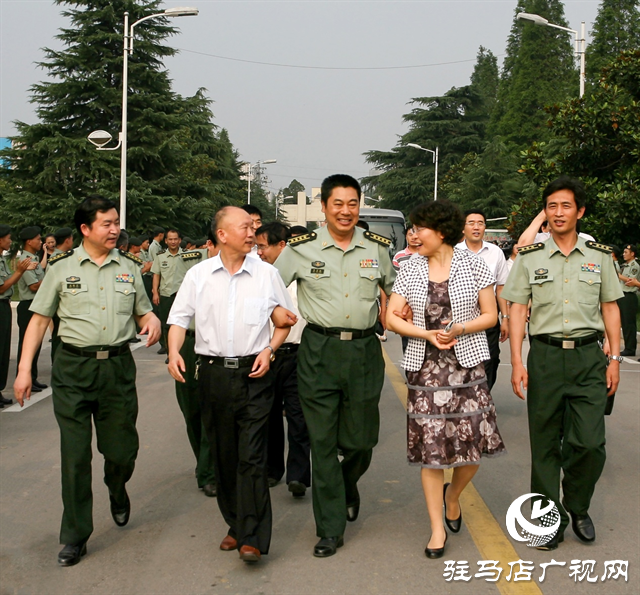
[409,200,465,247]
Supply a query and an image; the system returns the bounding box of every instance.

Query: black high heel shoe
[425,531,448,559]
[443,482,462,533]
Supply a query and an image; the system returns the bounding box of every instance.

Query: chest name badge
[534,268,548,280]
[66,283,81,289]
[311,268,325,275]
[581,263,601,274]
[360,259,378,268]
[66,276,80,283]
[116,273,134,283]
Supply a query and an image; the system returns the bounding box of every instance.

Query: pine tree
[586,0,640,83]
[489,0,578,147]
[0,0,245,237]
[470,46,500,120]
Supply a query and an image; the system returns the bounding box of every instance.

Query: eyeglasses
[465,221,486,228]
[412,226,427,234]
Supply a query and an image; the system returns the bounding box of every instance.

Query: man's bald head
[212,206,255,255]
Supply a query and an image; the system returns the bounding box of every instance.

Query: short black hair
[151,226,165,237]
[207,226,218,247]
[117,231,129,250]
[542,175,587,210]
[242,204,263,218]
[288,225,309,238]
[410,200,465,247]
[256,222,289,246]
[195,238,207,248]
[44,233,55,241]
[321,174,361,204]
[165,228,181,238]
[355,220,369,231]
[463,209,487,223]
[54,228,73,245]
[74,195,118,236]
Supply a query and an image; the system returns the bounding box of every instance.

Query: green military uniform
[151,249,201,351]
[275,225,395,539]
[171,249,216,489]
[618,257,639,354]
[0,255,14,393]
[30,244,152,545]
[502,236,623,534]
[17,251,45,382]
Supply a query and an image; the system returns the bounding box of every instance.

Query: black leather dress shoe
[30,384,42,393]
[568,510,595,542]
[268,477,279,488]
[157,346,167,355]
[288,481,306,498]
[425,532,447,559]
[536,532,564,551]
[0,393,12,405]
[58,540,88,566]
[346,499,360,522]
[620,350,635,357]
[313,536,344,558]
[32,380,48,389]
[202,484,217,497]
[110,491,131,527]
[443,483,462,533]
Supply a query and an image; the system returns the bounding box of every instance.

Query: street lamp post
[88,7,199,229]
[407,143,439,200]
[517,12,586,98]
[246,159,277,204]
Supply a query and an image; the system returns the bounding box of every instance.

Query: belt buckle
[562,340,575,350]
[224,357,239,369]
[96,350,109,360]
[340,331,353,341]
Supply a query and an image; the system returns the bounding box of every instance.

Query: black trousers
[618,292,638,353]
[0,300,11,391]
[159,294,176,351]
[17,300,41,382]
[483,321,501,391]
[267,352,311,486]
[198,358,274,554]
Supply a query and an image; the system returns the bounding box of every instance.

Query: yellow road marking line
[382,346,543,595]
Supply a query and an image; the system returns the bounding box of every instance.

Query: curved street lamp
[246,159,277,204]
[517,12,586,98]
[407,143,439,201]
[88,7,199,229]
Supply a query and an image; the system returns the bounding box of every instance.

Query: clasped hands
[392,303,460,350]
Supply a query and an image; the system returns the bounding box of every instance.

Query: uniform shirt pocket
[358,269,381,301]
[115,283,136,315]
[61,284,90,315]
[244,297,268,326]
[578,273,601,304]
[529,275,554,305]
[303,270,331,301]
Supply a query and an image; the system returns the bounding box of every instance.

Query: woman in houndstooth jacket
[387,200,506,559]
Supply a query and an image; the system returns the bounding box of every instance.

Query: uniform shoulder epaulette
[517,242,545,255]
[119,249,143,265]
[157,249,166,255]
[181,250,202,261]
[585,241,612,254]
[364,230,392,247]
[48,250,74,264]
[287,232,317,247]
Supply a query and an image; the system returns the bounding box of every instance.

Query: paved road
[1,309,638,595]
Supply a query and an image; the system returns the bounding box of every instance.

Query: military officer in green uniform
[0,225,34,406]
[275,174,395,558]
[503,176,623,551]
[14,196,161,567]
[17,226,47,391]
[618,244,639,356]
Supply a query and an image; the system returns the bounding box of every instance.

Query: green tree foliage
[586,0,640,84]
[0,0,246,238]
[470,46,500,119]
[511,50,640,245]
[279,179,307,204]
[490,0,578,147]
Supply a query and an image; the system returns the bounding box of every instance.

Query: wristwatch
[265,345,276,362]
[609,355,624,363]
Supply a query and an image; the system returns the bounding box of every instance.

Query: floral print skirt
[406,280,506,468]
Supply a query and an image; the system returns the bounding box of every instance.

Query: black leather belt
[306,323,376,341]
[62,342,130,360]
[531,333,601,349]
[276,343,299,355]
[199,354,256,369]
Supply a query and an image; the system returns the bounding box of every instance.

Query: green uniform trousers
[527,339,607,533]
[175,333,216,487]
[159,294,176,351]
[618,292,638,353]
[297,328,384,538]
[52,346,139,545]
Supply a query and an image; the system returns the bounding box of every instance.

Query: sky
[1,1,601,196]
